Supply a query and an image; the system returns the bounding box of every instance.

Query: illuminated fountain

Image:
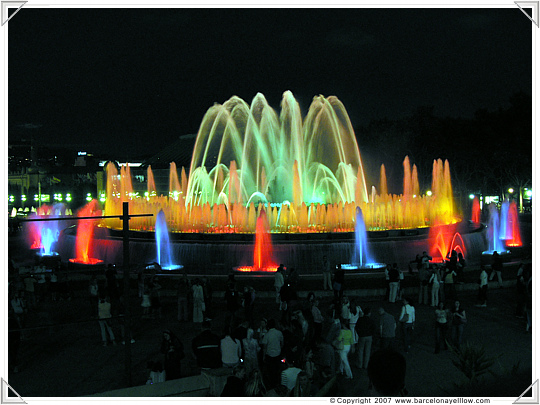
[102,92,459,234]
[57,92,493,273]
[482,203,510,257]
[154,210,183,271]
[234,209,278,273]
[505,201,522,247]
[25,204,68,265]
[429,224,467,263]
[68,199,104,265]
[482,200,521,259]
[342,207,385,271]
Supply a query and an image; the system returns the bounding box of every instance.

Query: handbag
[332,338,344,350]
[400,310,409,323]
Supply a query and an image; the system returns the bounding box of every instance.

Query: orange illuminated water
[102,92,460,234]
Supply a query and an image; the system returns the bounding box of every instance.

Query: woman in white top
[399,298,415,353]
[348,299,363,345]
[478,267,488,307]
[429,266,441,307]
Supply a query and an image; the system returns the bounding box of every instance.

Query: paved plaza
[6,261,533,399]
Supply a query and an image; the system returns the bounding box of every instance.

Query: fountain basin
[57,221,488,276]
[340,263,387,275]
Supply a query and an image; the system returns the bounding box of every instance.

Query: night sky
[7,6,533,159]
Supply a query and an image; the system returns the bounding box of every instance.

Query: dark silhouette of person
[367,348,407,396]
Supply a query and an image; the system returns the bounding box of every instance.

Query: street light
[508,188,514,194]
[469,194,475,200]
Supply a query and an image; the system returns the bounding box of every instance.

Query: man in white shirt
[261,319,284,387]
[280,359,302,391]
[399,298,415,353]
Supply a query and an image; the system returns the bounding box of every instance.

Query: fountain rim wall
[62,221,485,244]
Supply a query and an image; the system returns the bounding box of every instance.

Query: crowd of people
[7,251,533,396]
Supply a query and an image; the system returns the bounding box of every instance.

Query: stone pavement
[6,275,532,398]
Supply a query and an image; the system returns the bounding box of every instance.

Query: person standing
[10,291,26,340]
[388,264,400,303]
[192,278,204,323]
[23,275,37,310]
[242,328,260,375]
[192,321,221,370]
[311,299,324,343]
[478,266,488,307]
[177,273,190,322]
[399,298,415,353]
[333,264,345,301]
[160,330,184,363]
[274,265,285,306]
[221,364,246,396]
[201,276,213,320]
[261,318,284,388]
[429,265,441,307]
[443,266,457,303]
[280,358,303,391]
[456,252,466,283]
[322,255,332,290]
[355,307,375,369]
[378,307,396,349]
[149,277,162,319]
[221,326,242,368]
[348,299,363,348]
[524,269,532,332]
[451,300,467,349]
[490,251,504,288]
[88,277,99,317]
[335,318,354,379]
[434,302,449,353]
[516,265,527,318]
[49,271,58,302]
[98,295,116,346]
[418,261,430,305]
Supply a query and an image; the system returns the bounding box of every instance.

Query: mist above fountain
[102,91,459,235]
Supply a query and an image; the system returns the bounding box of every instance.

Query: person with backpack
[388,264,400,303]
[399,298,415,353]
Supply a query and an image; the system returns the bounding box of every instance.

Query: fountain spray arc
[102,91,460,235]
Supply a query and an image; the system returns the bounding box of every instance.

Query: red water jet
[471,197,481,223]
[429,224,466,263]
[237,209,278,272]
[69,200,103,265]
[505,202,522,247]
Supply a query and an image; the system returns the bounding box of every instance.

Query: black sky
[8,7,532,158]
